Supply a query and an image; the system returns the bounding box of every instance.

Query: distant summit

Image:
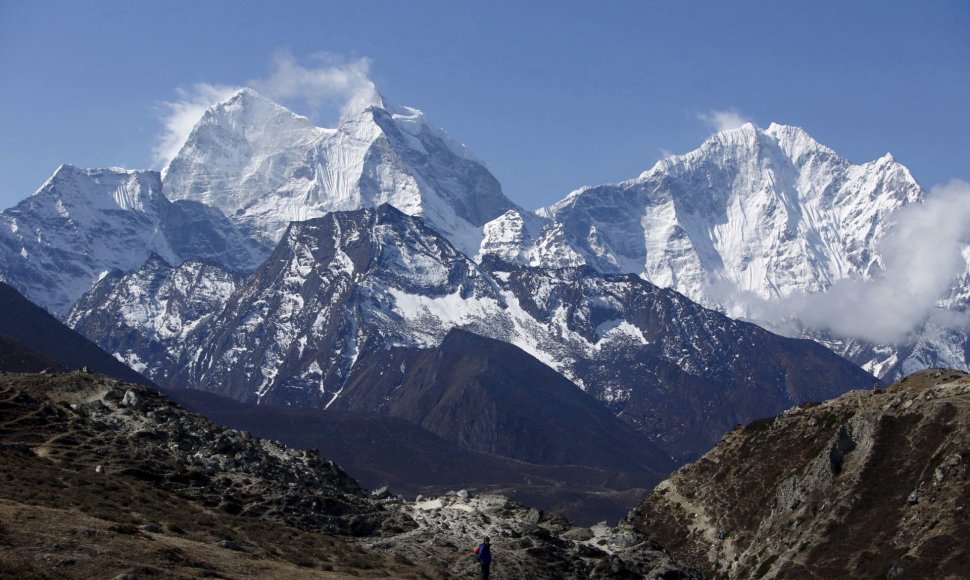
[505,122,953,378]
[162,88,519,256]
[0,165,266,315]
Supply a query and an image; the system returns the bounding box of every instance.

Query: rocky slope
[167,386,664,526]
[337,328,676,472]
[66,255,244,376]
[626,368,970,579]
[68,204,876,460]
[0,370,699,579]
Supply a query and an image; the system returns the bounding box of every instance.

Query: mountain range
[2,86,964,496]
[67,203,874,461]
[5,89,964,381]
[521,122,965,379]
[163,88,518,257]
[2,84,968,578]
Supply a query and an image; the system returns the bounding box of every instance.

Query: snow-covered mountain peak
[533,120,929,305]
[635,124,767,181]
[636,123,840,182]
[1,158,268,315]
[195,88,327,149]
[161,88,327,213]
[763,122,839,163]
[514,120,950,380]
[215,87,316,125]
[163,90,517,256]
[33,165,164,215]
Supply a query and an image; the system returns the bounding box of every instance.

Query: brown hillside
[626,368,970,579]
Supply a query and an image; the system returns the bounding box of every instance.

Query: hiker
[473,535,492,579]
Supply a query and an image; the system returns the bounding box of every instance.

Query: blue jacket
[477,542,492,565]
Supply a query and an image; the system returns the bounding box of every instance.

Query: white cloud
[152,52,381,170]
[153,83,240,170]
[249,51,380,119]
[698,109,752,133]
[727,180,970,344]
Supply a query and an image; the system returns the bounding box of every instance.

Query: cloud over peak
[250,52,380,118]
[699,108,752,133]
[153,83,240,171]
[723,179,970,345]
[153,52,380,170]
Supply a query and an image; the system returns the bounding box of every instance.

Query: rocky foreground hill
[0,371,697,579]
[3,367,968,578]
[626,368,970,579]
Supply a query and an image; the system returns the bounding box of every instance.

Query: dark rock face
[0,282,147,383]
[0,335,62,372]
[626,369,970,579]
[338,328,675,473]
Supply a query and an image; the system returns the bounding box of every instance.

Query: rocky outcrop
[366,490,703,579]
[0,371,380,535]
[626,369,970,578]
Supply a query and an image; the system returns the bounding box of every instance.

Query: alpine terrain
[1,81,966,580]
[514,123,969,380]
[0,165,267,316]
[67,204,876,462]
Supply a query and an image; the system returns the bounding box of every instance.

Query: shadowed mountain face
[0,282,147,383]
[627,368,970,579]
[165,328,676,524]
[0,335,61,373]
[337,328,675,472]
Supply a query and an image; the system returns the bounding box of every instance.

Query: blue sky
[1,0,968,211]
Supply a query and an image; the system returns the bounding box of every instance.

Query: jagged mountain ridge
[66,254,244,376]
[163,88,519,256]
[69,204,876,460]
[496,122,967,379]
[1,88,517,318]
[0,165,267,315]
[5,89,959,382]
[535,122,924,300]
